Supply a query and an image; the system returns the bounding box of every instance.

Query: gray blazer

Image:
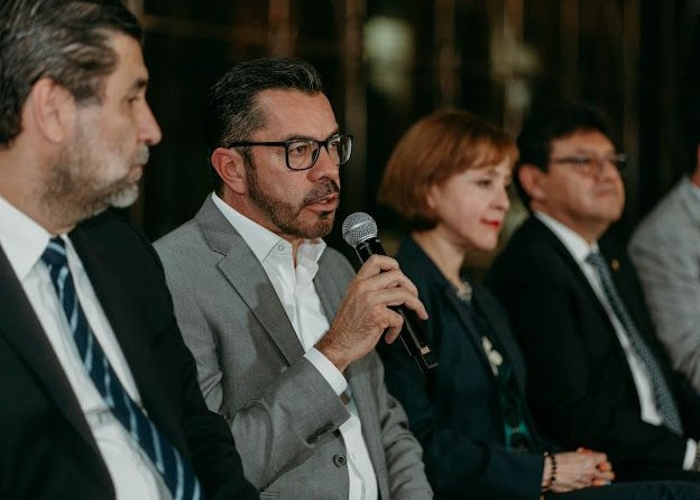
[629,177,700,392]
[155,196,431,500]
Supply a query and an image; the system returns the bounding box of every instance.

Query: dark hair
[515,100,613,208]
[0,0,143,146]
[379,108,517,231]
[206,58,325,192]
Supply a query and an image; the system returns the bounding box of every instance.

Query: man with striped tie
[0,1,257,499]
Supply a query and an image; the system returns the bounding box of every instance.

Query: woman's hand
[542,449,615,493]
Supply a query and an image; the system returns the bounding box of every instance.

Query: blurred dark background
[125,0,700,267]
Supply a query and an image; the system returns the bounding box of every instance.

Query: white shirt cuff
[304,347,348,396]
[683,439,697,470]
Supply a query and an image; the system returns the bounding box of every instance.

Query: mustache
[134,147,150,165]
[303,181,340,205]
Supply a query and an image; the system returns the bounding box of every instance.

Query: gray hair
[0,0,143,146]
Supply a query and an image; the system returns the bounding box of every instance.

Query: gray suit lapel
[314,255,388,489]
[313,254,344,322]
[195,197,305,364]
[348,358,386,481]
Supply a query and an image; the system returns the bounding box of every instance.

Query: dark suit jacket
[0,209,257,500]
[486,216,700,478]
[377,238,546,500]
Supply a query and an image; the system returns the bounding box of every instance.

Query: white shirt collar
[0,195,55,280]
[210,192,326,265]
[534,210,600,264]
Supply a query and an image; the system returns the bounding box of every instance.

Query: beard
[246,163,339,239]
[43,127,149,224]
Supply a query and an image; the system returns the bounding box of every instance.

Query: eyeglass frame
[227,133,353,171]
[549,152,629,177]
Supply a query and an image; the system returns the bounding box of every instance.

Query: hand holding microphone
[315,212,435,373]
[340,212,438,372]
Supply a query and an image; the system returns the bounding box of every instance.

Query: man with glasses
[155,58,433,500]
[487,101,700,482]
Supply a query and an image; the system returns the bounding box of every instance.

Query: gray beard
[41,145,148,226]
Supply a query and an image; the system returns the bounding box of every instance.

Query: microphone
[342,212,438,372]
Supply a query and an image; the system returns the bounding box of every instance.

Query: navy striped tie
[41,237,202,500]
[587,251,683,436]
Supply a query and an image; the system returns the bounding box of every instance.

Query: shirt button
[333,454,347,467]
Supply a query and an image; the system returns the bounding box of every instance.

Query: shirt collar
[534,210,599,264]
[0,195,55,280]
[211,192,326,265]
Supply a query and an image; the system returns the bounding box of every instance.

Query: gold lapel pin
[611,259,621,271]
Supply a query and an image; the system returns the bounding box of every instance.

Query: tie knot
[41,237,68,268]
[586,251,607,271]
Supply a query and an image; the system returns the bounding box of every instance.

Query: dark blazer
[486,216,700,479]
[377,238,545,500]
[0,209,258,500]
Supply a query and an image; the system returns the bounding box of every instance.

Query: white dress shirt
[212,193,378,500]
[0,195,170,499]
[536,211,696,468]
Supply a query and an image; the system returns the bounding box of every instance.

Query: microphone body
[343,214,438,372]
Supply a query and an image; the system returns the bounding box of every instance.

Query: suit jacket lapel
[444,289,497,380]
[313,254,344,324]
[471,291,528,395]
[69,225,186,451]
[0,244,100,457]
[314,249,391,485]
[195,198,304,365]
[529,218,615,324]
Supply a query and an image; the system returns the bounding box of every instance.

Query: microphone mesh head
[342,212,378,247]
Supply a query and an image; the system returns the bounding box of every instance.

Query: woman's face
[427,159,512,252]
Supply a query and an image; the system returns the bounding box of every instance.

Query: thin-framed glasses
[550,153,628,177]
[227,133,353,171]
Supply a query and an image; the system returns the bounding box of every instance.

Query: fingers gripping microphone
[342,212,438,372]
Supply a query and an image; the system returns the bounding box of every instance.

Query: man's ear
[26,78,76,144]
[211,147,247,194]
[518,164,547,203]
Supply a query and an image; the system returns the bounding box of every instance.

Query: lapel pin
[611,259,621,271]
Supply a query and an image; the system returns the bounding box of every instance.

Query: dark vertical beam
[268,0,295,56]
[621,0,641,222]
[434,0,459,107]
[342,0,367,212]
[559,0,580,98]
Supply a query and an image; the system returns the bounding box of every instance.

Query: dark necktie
[41,237,202,500]
[586,251,683,435]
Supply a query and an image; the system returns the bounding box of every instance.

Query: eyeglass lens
[286,135,352,170]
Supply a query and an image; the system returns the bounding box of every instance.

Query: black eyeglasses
[550,153,628,177]
[227,133,353,171]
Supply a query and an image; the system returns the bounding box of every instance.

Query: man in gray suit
[155,58,433,500]
[629,123,700,393]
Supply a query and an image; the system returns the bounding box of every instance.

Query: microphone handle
[354,239,438,372]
